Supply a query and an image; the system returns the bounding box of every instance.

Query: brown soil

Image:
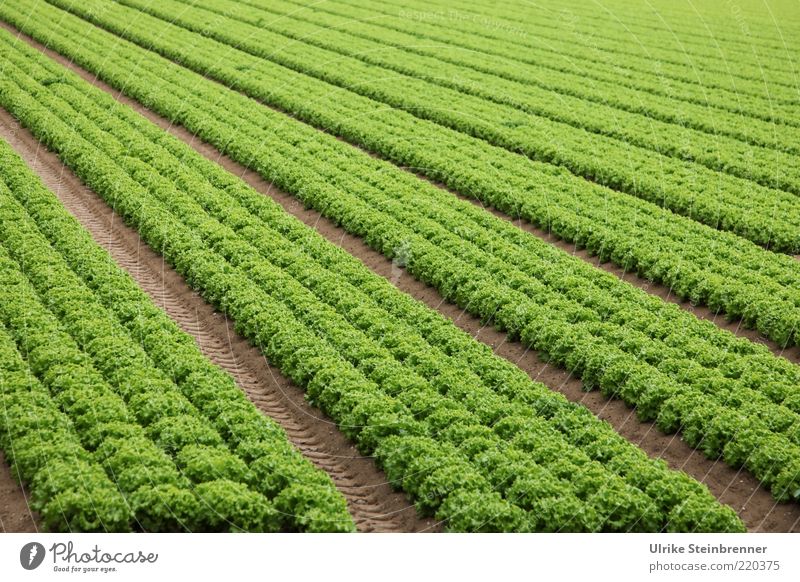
[0,451,37,533]
[3,23,799,532]
[0,111,436,533]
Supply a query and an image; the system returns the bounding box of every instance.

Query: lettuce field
[0,0,798,533]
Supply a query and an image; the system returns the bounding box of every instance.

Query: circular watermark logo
[20,542,46,570]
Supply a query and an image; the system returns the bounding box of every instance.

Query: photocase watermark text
[49,541,158,565]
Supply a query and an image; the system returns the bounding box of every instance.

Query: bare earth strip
[2,23,799,532]
[0,451,37,533]
[0,110,436,534]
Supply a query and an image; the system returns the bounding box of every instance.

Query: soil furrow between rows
[0,451,37,533]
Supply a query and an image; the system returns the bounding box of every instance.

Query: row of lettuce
[2,7,798,505]
[0,32,749,531]
[216,0,799,156]
[45,0,800,255]
[346,0,800,108]
[8,0,800,351]
[0,141,354,532]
